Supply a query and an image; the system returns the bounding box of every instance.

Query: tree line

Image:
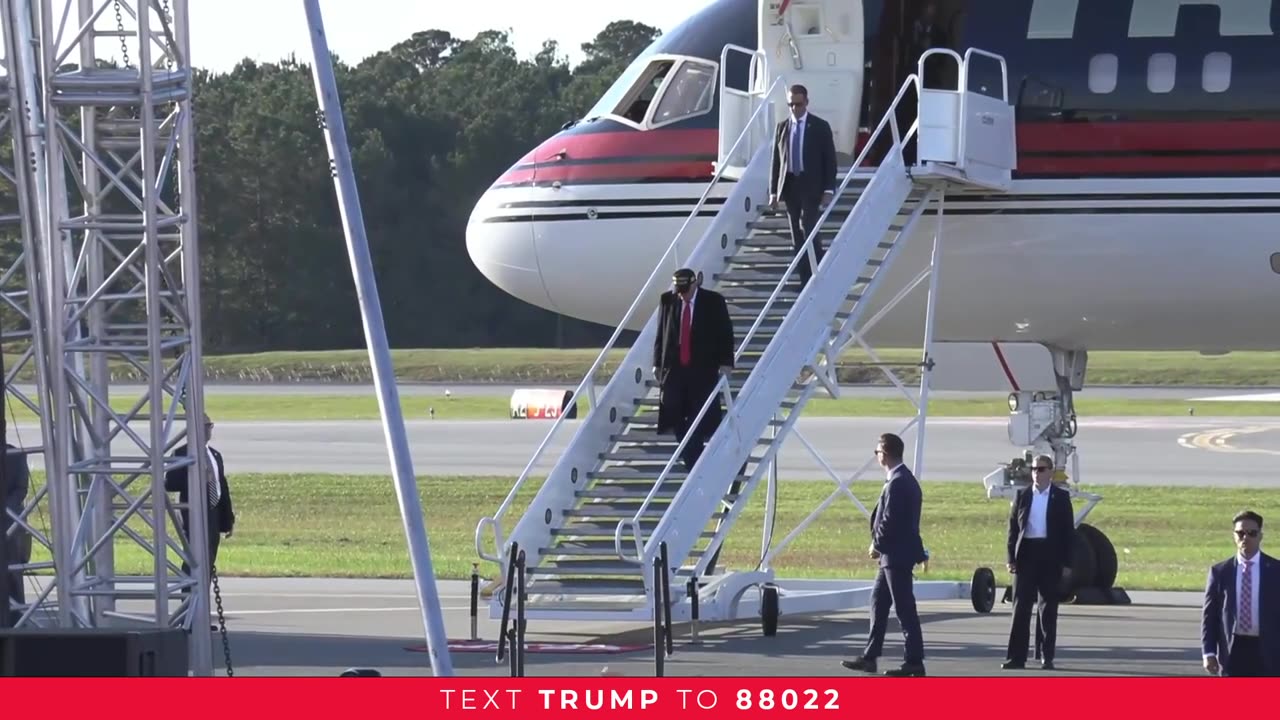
[0,21,664,355]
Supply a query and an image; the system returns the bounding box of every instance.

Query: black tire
[1078,523,1118,589]
[1059,530,1096,600]
[971,567,996,613]
[761,584,780,637]
[340,668,382,677]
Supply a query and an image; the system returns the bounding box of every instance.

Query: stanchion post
[516,551,526,678]
[687,577,700,644]
[470,563,480,642]
[659,542,673,657]
[652,554,664,677]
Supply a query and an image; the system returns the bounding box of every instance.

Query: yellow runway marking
[1177,426,1280,456]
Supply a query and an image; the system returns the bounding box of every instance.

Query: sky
[189,0,720,72]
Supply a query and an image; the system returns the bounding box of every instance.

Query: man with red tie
[653,268,735,472]
[1202,510,1280,676]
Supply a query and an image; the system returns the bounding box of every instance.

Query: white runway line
[226,606,469,616]
[1188,392,1280,402]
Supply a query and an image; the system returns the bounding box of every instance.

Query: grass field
[5,393,1279,424]
[16,473,1267,592]
[7,346,1280,386]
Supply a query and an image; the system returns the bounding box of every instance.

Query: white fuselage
[466,174,1280,352]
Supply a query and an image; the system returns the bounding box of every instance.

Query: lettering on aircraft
[1028,0,1275,39]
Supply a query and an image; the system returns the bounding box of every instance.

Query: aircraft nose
[466,187,556,310]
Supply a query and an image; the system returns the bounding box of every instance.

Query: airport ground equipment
[477,45,1020,632]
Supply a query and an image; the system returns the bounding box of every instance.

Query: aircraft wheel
[761,584,780,637]
[340,667,382,677]
[1078,524,1118,589]
[971,567,996,613]
[1059,531,1097,600]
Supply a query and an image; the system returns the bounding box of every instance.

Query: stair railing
[475,56,783,577]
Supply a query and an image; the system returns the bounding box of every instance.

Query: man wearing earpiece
[1202,510,1279,676]
[653,268,734,472]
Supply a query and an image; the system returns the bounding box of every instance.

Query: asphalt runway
[71,577,1204,677]
[10,414,1280,487]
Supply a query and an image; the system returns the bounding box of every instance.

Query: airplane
[465,0,1280,607]
[466,0,1280,358]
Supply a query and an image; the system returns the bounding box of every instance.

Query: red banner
[0,677,1262,718]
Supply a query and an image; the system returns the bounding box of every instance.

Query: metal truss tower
[2,0,213,675]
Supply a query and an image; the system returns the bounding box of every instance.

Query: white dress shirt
[1235,551,1261,637]
[1025,484,1050,538]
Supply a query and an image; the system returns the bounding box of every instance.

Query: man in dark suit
[165,414,236,582]
[1003,453,1075,670]
[769,84,838,286]
[842,433,927,677]
[653,268,735,472]
[3,443,31,620]
[1202,510,1280,676]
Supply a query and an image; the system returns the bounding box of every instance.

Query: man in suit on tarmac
[1202,510,1280,676]
[842,433,928,677]
[1003,454,1075,670]
[165,414,236,582]
[653,268,735,473]
[768,84,838,286]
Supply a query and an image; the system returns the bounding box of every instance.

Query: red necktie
[679,300,692,366]
[1240,558,1253,633]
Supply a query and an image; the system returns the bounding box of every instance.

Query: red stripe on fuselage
[494,121,1280,187]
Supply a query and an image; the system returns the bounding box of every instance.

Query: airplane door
[761,0,865,160]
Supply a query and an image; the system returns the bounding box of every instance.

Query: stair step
[542,542,710,558]
[564,505,728,520]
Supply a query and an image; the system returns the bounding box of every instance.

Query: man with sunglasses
[768,84,837,286]
[1003,454,1075,670]
[1202,510,1279,676]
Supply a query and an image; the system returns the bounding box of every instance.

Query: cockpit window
[582,54,719,129]
[650,60,716,126]
[613,60,676,123]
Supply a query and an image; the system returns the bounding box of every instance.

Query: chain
[114,0,131,68]
[210,564,234,677]
[161,0,174,71]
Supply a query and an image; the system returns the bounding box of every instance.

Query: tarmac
[181,577,1205,677]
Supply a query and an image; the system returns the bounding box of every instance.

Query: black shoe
[884,663,926,677]
[841,656,877,673]
[1041,660,1055,670]
[1001,659,1025,670]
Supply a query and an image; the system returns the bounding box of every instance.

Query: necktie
[205,448,221,508]
[791,119,804,174]
[679,300,692,366]
[1239,558,1253,633]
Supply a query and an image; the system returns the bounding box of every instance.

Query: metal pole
[912,194,944,480]
[0,343,9,630]
[300,0,453,676]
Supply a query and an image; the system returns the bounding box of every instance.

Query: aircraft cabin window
[1147,53,1176,94]
[1088,54,1117,94]
[612,59,676,125]
[650,60,717,127]
[1203,52,1231,93]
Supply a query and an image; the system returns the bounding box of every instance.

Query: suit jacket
[1006,483,1075,568]
[1202,552,1280,676]
[652,287,735,374]
[164,443,235,535]
[769,112,838,200]
[869,464,927,568]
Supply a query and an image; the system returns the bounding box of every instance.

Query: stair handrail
[474,63,784,566]
[613,373,735,564]
[733,65,933,363]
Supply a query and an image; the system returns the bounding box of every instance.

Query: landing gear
[981,348,1130,606]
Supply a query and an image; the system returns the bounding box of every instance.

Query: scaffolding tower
[1,0,213,675]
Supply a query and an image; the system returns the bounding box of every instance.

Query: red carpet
[406,640,651,654]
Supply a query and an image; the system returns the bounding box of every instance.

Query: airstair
[476,48,1018,625]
